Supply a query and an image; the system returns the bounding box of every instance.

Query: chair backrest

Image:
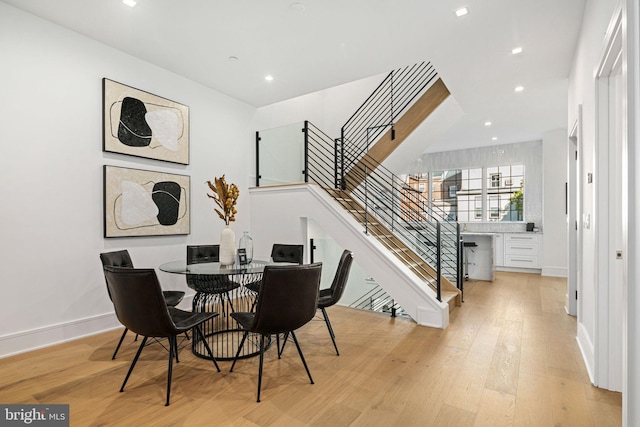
[324,250,354,306]
[187,245,220,264]
[100,249,134,268]
[99,250,134,301]
[252,263,322,335]
[103,266,177,338]
[186,245,221,288]
[270,244,304,264]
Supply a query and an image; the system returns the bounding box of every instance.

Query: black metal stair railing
[340,61,438,172]
[304,121,461,302]
[254,61,461,312]
[348,284,406,317]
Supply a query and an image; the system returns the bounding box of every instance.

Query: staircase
[326,186,461,311]
[306,121,462,311]
[253,61,463,325]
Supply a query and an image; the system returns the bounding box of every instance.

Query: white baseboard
[495,266,542,274]
[0,294,195,359]
[0,312,120,359]
[576,322,595,385]
[542,266,568,277]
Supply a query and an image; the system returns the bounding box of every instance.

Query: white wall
[542,129,569,277]
[0,3,256,357]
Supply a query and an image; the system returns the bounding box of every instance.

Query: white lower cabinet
[494,232,542,271]
[504,233,541,269]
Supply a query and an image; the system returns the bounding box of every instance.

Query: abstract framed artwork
[103,78,190,165]
[104,165,190,238]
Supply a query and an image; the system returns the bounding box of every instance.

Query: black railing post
[334,138,339,189]
[255,131,261,187]
[457,223,464,302]
[303,121,309,183]
[436,222,442,302]
[364,165,369,235]
[340,130,346,190]
[391,175,395,231]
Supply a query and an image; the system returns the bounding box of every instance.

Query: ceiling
[2,0,586,153]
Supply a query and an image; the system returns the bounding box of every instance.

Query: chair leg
[120,336,148,392]
[277,332,289,358]
[257,334,265,403]
[166,336,175,406]
[321,307,340,356]
[290,331,313,384]
[169,337,179,363]
[194,326,220,372]
[112,328,129,360]
[229,330,250,372]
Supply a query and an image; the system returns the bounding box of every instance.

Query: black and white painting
[103,78,190,164]
[104,165,190,237]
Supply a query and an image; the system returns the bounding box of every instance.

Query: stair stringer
[249,183,451,329]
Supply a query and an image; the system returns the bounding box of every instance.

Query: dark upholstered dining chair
[317,250,353,355]
[103,266,221,406]
[99,249,186,359]
[245,243,304,296]
[229,263,322,402]
[186,245,240,312]
[279,250,354,357]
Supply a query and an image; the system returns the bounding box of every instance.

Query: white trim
[592,4,624,392]
[542,266,567,277]
[0,294,196,359]
[495,266,541,274]
[623,0,640,424]
[577,321,596,384]
[0,312,120,359]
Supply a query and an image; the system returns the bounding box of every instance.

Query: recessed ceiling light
[484,121,492,126]
[492,137,498,141]
[514,85,524,92]
[455,7,469,17]
[289,2,305,11]
[512,47,523,55]
[265,75,274,82]
[122,0,136,7]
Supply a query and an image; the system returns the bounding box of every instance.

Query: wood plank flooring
[0,272,621,426]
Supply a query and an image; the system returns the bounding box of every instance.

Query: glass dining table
[159,260,279,361]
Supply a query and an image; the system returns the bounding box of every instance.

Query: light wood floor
[0,272,621,426]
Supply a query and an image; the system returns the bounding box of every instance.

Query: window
[402,164,525,222]
[474,196,482,219]
[488,196,500,218]
[490,173,501,188]
[486,165,524,221]
[456,168,482,222]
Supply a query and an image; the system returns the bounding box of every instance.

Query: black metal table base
[191,274,268,360]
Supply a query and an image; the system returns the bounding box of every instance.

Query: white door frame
[567,109,581,317]
[593,6,624,392]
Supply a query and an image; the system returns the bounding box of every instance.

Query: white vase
[219,225,236,265]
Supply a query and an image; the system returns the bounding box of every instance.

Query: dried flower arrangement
[206,175,239,225]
